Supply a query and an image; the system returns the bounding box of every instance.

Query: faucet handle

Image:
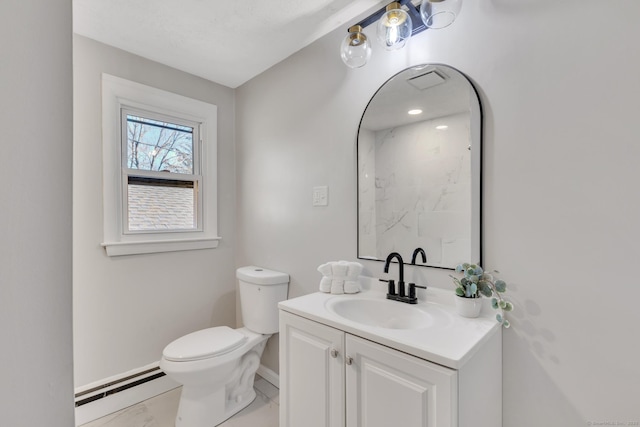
[379,278,396,296]
[408,283,427,300]
[387,279,396,296]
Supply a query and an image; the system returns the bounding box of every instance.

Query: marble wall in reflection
[359,113,471,268]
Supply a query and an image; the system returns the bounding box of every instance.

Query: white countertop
[278,283,501,370]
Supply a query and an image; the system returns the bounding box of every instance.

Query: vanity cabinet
[280,311,458,427]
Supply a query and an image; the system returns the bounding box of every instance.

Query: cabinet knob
[346,356,353,365]
[330,348,339,358]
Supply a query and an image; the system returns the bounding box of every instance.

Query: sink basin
[326,297,433,329]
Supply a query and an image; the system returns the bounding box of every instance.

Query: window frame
[101,74,220,256]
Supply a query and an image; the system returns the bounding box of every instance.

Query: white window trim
[101,74,220,256]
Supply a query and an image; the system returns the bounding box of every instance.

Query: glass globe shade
[340,25,372,68]
[376,3,412,50]
[420,0,463,29]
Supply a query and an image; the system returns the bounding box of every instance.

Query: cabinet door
[345,335,458,427]
[279,311,345,427]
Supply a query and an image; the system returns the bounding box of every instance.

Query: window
[122,110,201,233]
[101,74,219,256]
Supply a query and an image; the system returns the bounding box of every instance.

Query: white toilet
[160,266,289,427]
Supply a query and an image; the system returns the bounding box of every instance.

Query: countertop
[278,281,501,370]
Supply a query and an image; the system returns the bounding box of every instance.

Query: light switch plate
[313,186,328,206]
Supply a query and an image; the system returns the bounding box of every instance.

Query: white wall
[73,35,237,387]
[237,1,640,424]
[0,0,74,425]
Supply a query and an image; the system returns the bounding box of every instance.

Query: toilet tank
[236,266,289,334]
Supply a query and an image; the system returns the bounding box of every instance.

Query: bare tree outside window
[126,115,194,174]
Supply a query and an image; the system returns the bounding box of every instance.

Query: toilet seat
[163,326,248,362]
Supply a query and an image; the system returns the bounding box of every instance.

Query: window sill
[101,237,221,257]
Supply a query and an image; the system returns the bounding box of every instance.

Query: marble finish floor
[80,376,279,427]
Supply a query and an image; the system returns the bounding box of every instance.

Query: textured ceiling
[73,0,385,88]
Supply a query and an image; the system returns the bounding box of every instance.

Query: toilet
[160,266,289,427]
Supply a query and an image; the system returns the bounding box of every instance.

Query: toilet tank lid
[162,326,247,362]
[236,266,289,285]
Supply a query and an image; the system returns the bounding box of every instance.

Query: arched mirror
[357,64,481,269]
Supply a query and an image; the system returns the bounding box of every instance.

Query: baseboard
[256,364,279,389]
[74,364,179,426]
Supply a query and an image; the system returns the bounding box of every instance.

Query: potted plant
[450,263,513,328]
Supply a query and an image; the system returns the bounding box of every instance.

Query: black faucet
[384,252,407,299]
[384,252,404,285]
[411,247,427,265]
[382,251,427,304]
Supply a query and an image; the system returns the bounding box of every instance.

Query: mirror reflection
[357,64,481,269]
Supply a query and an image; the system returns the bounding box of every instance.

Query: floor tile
[254,378,279,401]
[80,377,279,427]
[221,391,279,427]
[80,403,155,427]
[142,388,182,427]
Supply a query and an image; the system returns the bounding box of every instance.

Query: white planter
[455,296,482,318]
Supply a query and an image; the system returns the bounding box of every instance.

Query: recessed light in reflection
[408,109,422,115]
[436,125,448,130]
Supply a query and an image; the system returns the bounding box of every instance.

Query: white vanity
[278,284,501,427]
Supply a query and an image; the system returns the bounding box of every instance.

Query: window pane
[127,177,196,231]
[126,115,194,174]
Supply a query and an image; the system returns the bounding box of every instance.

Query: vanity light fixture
[340,25,372,68]
[436,125,449,130]
[420,0,462,29]
[340,0,463,67]
[377,2,413,50]
[408,109,423,115]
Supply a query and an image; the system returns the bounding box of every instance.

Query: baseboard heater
[74,366,166,407]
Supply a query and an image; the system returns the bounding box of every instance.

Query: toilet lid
[163,326,247,362]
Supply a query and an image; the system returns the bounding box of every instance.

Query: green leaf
[495,279,507,293]
[481,273,494,282]
[504,302,514,311]
[491,298,499,309]
[499,300,507,309]
[455,287,465,297]
[496,313,503,323]
[470,283,478,295]
[478,282,492,298]
[503,319,511,328]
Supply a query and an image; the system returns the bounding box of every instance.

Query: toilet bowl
[160,266,289,427]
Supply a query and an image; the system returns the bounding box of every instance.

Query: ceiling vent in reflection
[407,69,447,90]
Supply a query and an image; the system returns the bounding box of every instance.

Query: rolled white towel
[317,262,333,276]
[344,261,363,293]
[331,261,349,294]
[318,262,334,293]
[331,261,349,277]
[346,261,363,280]
[319,276,332,293]
[330,279,345,294]
[344,280,361,294]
